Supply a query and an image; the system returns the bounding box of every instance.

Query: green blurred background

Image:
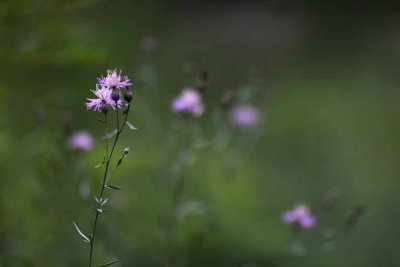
[0,0,399,266]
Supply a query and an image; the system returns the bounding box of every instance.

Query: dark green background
[0,0,399,266]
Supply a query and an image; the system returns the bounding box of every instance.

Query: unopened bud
[220,90,236,109]
[101,104,109,114]
[196,71,208,91]
[123,147,129,155]
[124,89,133,103]
[321,190,340,212]
[111,90,120,102]
[346,205,366,227]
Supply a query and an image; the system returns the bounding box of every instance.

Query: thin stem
[105,113,109,159]
[88,104,131,267]
[116,101,120,133]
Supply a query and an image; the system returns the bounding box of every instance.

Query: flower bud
[111,90,120,102]
[101,104,109,114]
[124,89,133,103]
[220,90,236,109]
[346,205,366,227]
[196,70,208,92]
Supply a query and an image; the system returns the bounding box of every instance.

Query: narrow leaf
[72,222,90,242]
[97,259,120,267]
[102,129,118,139]
[106,184,123,190]
[116,158,123,167]
[125,121,138,130]
[101,199,108,206]
[91,208,103,213]
[94,161,105,168]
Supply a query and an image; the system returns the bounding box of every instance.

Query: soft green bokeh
[0,1,399,266]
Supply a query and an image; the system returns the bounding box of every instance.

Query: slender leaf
[101,199,108,206]
[94,161,105,168]
[125,121,138,130]
[106,184,122,190]
[91,208,103,213]
[72,222,90,242]
[102,129,118,139]
[97,259,120,267]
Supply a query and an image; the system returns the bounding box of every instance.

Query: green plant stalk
[88,103,131,267]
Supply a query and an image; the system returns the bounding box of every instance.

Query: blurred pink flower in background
[282,204,317,229]
[68,132,95,151]
[231,105,260,129]
[171,89,204,117]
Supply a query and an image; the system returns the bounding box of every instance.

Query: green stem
[88,104,131,267]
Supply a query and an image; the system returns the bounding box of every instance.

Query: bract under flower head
[68,132,95,151]
[97,69,132,89]
[171,89,204,117]
[282,204,317,229]
[86,86,123,112]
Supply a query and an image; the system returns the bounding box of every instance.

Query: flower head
[282,204,317,229]
[231,105,260,129]
[86,86,123,112]
[68,132,95,151]
[97,69,131,89]
[171,89,204,117]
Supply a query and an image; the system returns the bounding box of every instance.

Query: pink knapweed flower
[231,105,260,129]
[282,204,317,228]
[171,89,204,117]
[86,86,123,112]
[68,132,95,151]
[97,69,132,89]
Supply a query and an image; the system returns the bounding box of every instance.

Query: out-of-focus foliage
[0,1,399,266]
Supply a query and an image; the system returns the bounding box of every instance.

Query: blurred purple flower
[231,105,260,129]
[171,89,204,117]
[68,132,95,151]
[282,204,317,228]
[86,86,123,112]
[97,69,132,89]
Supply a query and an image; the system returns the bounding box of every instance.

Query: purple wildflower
[171,89,204,117]
[231,105,260,129]
[282,204,317,229]
[97,69,132,89]
[86,86,123,112]
[68,132,95,151]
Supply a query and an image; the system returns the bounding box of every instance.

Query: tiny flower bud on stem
[124,89,133,103]
[101,105,109,114]
[111,90,120,102]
